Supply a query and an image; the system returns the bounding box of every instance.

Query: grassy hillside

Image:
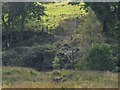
[3,67,118,88]
[25,2,87,31]
[2,2,118,71]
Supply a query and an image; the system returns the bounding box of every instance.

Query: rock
[51,70,61,76]
[52,76,63,83]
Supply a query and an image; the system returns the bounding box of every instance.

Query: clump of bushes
[86,43,115,71]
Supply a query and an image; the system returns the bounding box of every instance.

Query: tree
[86,2,119,68]
[2,2,45,48]
[86,2,118,33]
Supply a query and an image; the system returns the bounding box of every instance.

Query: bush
[86,43,115,71]
[112,67,120,72]
[75,62,84,70]
[53,56,60,70]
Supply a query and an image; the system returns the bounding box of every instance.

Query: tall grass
[2,67,118,88]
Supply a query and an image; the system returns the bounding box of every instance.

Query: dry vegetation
[3,67,118,88]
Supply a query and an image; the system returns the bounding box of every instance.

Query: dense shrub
[2,45,54,71]
[86,43,115,71]
[2,51,24,66]
[74,61,84,70]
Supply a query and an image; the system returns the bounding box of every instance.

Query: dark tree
[86,2,118,33]
[2,2,45,48]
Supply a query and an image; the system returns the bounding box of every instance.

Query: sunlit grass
[26,2,88,31]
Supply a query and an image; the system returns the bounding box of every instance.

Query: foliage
[86,2,118,33]
[2,2,118,71]
[2,2,45,48]
[86,2,119,69]
[53,56,60,70]
[75,8,104,69]
[74,61,82,70]
[86,43,115,71]
[2,2,45,29]
[2,44,54,70]
[2,48,20,66]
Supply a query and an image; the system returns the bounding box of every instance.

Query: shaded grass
[2,67,118,88]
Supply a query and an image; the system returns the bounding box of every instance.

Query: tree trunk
[9,17,14,47]
[6,27,9,48]
[42,26,44,33]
